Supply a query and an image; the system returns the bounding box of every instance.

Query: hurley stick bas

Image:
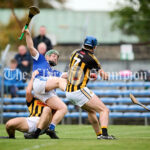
[130,94,150,112]
[19,6,40,40]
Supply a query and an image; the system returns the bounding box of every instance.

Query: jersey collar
[82,48,94,54]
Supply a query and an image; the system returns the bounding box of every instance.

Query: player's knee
[62,104,68,115]
[89,116,98,124]
[91,119,99,124]
[43,106,52,114]
[88,112,98,124]
[6,120,13,129]
[104,106,109,114]
[99,106,109,114]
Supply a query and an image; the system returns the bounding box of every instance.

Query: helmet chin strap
[48,61,56,66]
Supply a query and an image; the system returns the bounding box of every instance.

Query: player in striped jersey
[5,71,52,139]
[66,36,116,140]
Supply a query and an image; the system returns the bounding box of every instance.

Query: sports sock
[101,127,108,136]
[49,123,56,131]
[34,128,41,137]
[9,135,15,139]
[96,130,102,136]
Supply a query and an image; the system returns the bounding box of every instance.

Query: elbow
[27,45,33,51]
[26,88,31,96]
[61,73,68,79]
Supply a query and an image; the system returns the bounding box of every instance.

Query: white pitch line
[22,142,56,150]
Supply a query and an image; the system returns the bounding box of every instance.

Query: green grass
[0,125,150,150]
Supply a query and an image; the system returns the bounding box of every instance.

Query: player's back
[66,48,101,92]
[27,97,47,117]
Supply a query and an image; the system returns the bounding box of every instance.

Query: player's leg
[33,77,66,95]
[45,77,67,92]
[46,96,67,125]
[37,106,52,129]
[66,87,111,138]
[86,109,102,136]
[82,94,111,138]
[82,94,109,127]
[30,106,52,138]
[6,118,29,138]
[45,96,67,139]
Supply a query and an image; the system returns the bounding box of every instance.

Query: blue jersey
[51,69,62,77]
[32,53,62,78]
[33,53,53,78]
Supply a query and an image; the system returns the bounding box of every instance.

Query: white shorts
[26,117,40,133]
[33,78,48,94]
[66,87,94,107]
[33,78,57,103]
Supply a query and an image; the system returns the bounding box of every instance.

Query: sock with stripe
[101,127,108,136]
[49,123,56,131]
[96,130,102,136]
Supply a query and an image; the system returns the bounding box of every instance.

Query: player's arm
[91,55,109,80]
[23,28,38,57]
[26,70,39,103]
[99,69,108,80]
[61,72,68,79]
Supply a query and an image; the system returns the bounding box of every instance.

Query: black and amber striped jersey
[66,48,101,92]
[26,97,47,117]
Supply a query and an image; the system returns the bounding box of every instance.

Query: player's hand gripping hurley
[19,6,40,40]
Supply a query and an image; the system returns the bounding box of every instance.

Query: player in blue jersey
[24,28,68,138]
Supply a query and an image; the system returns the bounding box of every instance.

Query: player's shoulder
[88,51,98,60]
[33,53,45,62]
[71,49,81,55]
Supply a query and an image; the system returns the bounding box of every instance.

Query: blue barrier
[0,97,26,103]
[87,81,150,88]
[123,112,142,118]
[2,104,150,112]
[1,97,149,105]
[16,89,150,96]
[3,105,28,111]
[109,112,123,118]
[16,90,26,96]
[2,111,150,119]
[2,112,29,118]
[2,104,75,111]
[64,112,150,119]
[0,81,27,87]
[3,81,150,122]
[67,105,75,111]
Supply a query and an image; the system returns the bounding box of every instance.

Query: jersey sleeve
[69,50,78,68]
[90,55,101,70]
[58,71,62,77]
[32,52,40,61]
[53,70,62,77]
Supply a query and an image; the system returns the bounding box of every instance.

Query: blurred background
[0,0,150,125]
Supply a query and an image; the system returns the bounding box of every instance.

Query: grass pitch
[0,125,150,150]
